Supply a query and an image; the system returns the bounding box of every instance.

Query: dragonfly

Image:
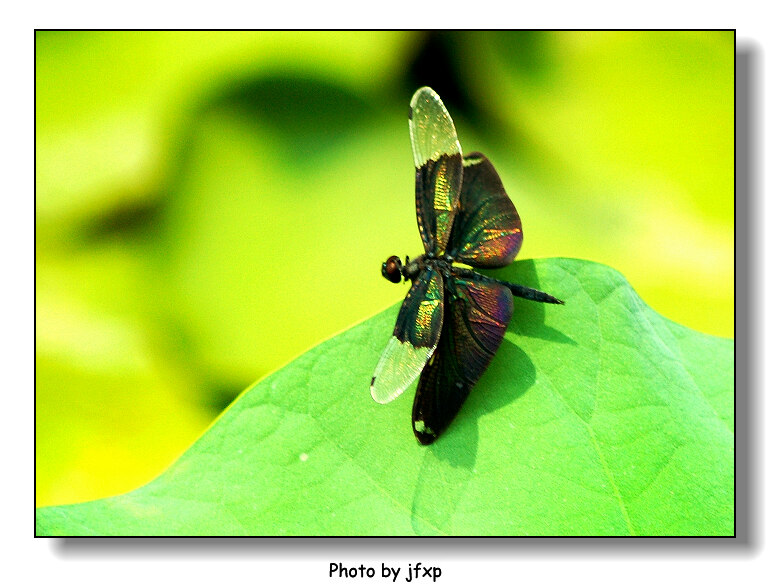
[370,86,563,445]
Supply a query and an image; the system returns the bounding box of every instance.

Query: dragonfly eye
[382,255,403,283]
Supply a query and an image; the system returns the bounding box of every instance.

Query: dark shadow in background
[211,76,375,169]
[406,31,557,160]
[407,32,474,122]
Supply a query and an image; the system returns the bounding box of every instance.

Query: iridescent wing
[411,276,514,444]
[448,152,522,268]
[409,87,463,256]
[371,267,444,404]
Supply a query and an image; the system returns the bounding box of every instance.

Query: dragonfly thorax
[381,254,428,283]
[382,253,457,284]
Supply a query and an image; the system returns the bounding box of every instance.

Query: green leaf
[35,258,734,536]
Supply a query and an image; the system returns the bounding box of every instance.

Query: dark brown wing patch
[412,275,514,444]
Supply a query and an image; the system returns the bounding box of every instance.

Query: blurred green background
[35,31,734,507]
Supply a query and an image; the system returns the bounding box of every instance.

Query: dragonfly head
[381,255,403,283]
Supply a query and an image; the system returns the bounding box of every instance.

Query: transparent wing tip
[370,375,400,404]
[370,337,435,404]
